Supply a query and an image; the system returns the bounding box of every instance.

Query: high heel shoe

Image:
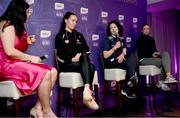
[30,108,43,118]
[30,108,37,118]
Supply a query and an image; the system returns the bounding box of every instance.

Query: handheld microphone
[40,54,49,60]
[116,34,124,42]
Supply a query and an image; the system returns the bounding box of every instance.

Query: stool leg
[15,99,20,117]
[147,75,151,100]
[175,83,179,93]
[116,81,121,106]
[72,89,79,117]
[57,87,61,117]
[151,76,156,107]
[103,81,108,110]
[94,84,100,114]
[94,85,99,105]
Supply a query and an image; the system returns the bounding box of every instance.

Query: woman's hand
[27,35,36,44]
[71,53,81,62]
[116,53,125,63]
[152,52,160,58]
[113,41,121,50]
[29,56,41,63]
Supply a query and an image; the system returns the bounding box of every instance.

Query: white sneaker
[163,76,178,84]
[156,81,171,91]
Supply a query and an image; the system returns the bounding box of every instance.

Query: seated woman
[102,21,138,99]
[0,0,57,117]
[55,12,99,110]
[136,24,177,91]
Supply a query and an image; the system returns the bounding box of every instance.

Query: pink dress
[0,31,54,95]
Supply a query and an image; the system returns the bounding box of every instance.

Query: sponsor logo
[56,12,64,17]
[101,11,108,18]
[42,40,50,46]
[93,42,99,47]
[120,22,124,26]
[126,37,132,43]
[133,24,138,28]
[26,0,34,5]
[102,19,108,24]
[133,17,138,23]
[40,30,51,38]
[118,15,124,21]
[127,44,131,48]
[81,16,88,21]
[92,34,99,41]
[55,2,64,10]
[80,7,88,14]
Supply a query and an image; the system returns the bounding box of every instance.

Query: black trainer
[127,75,138,87]
[121,89,136,99]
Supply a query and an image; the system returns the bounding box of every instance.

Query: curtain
[148,9,180,81]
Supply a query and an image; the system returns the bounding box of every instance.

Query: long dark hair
[58,12,76,34]
[106,20,124,37]
[0,0,29,37]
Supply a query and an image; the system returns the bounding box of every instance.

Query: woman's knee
[51,68,58,77]
[43,71,51,81]
[161,52,169,56]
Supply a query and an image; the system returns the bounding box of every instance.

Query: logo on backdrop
[55,2,64,10]
[40,30,51,38]
[26,0,34,5]
[92,34,99,41]
[92,34,99,47]
[40,30,51,46]
[101,11,108,24]
[55,2,64,17]
[126,37,132,43]
[80,7,88,21]
[126,37,132,48]
[118,14,124,26]
[133,17,138,28]
[101,11,108,18]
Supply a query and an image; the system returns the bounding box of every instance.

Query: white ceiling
[147,0,166,4]
[147,0,180,12]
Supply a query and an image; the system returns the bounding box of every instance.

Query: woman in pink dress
[0,0,57,117]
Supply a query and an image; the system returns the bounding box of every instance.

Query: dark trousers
[105,53,137,87]
[59,53,95,84]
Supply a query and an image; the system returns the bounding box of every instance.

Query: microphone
[40,54,48,60]
[115,34,124,41]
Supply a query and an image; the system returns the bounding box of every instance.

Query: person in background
[0,0,57,117]
[102,20,138,99]
[55,12,99,110]
[136,24,177,91]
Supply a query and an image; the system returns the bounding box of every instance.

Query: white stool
[139,65,161,76]
[58,71,99,117]
[104,69,126,81]
[0,80,35,116]
[103,68,126,108]
[139,65,161,106]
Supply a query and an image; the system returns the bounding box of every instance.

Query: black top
[102,36,127,63]
[55,30,89,63]
[136,35,157,60]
